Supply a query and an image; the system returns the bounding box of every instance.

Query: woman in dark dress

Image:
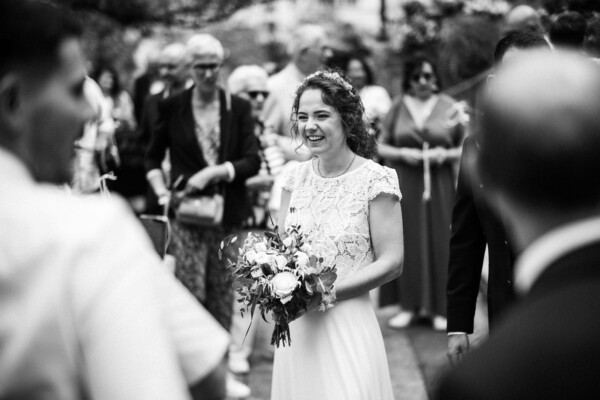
[378,55,464,331]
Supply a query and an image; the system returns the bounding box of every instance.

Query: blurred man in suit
[446,30,550,365]
[436,50,600,399]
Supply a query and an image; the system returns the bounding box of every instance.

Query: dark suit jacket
[145,87,260,226]
[436,240,600,400]
[133,72,153,124]
[139,90,164,149]
[447,137,515,333]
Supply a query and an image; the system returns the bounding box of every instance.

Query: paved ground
[231,306,453,400]
[230,289,490,400]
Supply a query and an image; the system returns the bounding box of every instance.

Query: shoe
[388,311,414,329]
[432,316,447,331]
[228,355,250,375]
[226,373,251,399]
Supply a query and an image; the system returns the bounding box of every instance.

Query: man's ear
[0,74,24,128]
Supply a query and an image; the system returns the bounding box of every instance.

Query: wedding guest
[436,50,600,400]
[228,64,285,190]
[271,70,403,399]
[446,30,551,366]
[139,42,191,213]
[584,14,600,59]
[344,56,392,138]
[92,63,148,210]
[0,1,229,399]
[133,45,161,123]
[549,11,587,50]
[378,54,465,331]
[145,33,259,399]
[93,63,136,132]
[503,5,545,36]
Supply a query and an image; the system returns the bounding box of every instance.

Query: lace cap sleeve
[368,165,402,202]
[282,161,301,192]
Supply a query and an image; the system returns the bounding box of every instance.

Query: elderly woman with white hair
[228,65,285,213]
[145,33,260,339]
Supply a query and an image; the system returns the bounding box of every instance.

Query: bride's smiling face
[296,88,346,157]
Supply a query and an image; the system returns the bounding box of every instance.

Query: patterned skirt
[169,220,234,330]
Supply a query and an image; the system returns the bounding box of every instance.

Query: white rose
[275,255,288,271]
[300,243,312,254]
[245,250,257,264]
[295,251,309,268]
[271,271,299,299]
[255,252,270,265]
[282,236,295,249]
[254,242,268,253]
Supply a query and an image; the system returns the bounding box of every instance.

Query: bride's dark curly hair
[290,69,376,159]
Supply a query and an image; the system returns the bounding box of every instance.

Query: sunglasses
[411,72,434,82]
[159,63,177,70]
[193,63,221,71]
[247,90,269,99]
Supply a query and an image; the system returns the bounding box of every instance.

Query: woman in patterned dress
[270,70,404,400]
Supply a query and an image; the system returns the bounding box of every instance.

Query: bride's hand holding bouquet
[219,224,337,347]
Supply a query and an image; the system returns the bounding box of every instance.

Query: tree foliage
[54,0,273,26]
[541,0,600,15]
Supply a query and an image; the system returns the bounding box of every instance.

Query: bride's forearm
[334,257,402,302]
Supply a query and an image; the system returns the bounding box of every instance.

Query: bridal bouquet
[219,225,337,347]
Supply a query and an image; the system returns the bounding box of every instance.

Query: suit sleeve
[230,98,260,181]
[144,97,170,173]
[446,138,487,333]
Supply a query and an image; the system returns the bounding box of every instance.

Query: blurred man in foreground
[436,50,600,399]
[0,1,228,399]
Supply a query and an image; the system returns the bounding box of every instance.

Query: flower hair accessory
[297,70,356,96]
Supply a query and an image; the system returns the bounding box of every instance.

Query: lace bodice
[283,159,401,282]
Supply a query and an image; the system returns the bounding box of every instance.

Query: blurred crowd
[3,0,600,399]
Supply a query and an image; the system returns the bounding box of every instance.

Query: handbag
[175,193,224,227]
[139,214,171,258]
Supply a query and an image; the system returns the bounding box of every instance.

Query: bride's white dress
[271,159,401,400]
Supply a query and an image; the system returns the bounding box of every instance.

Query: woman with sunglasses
[378,54,465,331]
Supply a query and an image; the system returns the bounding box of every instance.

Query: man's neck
[503,198,600,254]
[167,81,187,97]
[194,87,218,104]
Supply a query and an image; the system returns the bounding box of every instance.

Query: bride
[271,70,404,400]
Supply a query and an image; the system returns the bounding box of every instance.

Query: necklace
[317,154,356,178]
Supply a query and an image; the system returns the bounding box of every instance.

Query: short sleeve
[282,162,301,192]
[368,166,402,202]
[72,201,192,400]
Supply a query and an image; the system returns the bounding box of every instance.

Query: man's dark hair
[549,11,587,49]
[0,0,82,80]
[493,31,550,65]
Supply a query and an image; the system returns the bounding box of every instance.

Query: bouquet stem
[271,320,291,348]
